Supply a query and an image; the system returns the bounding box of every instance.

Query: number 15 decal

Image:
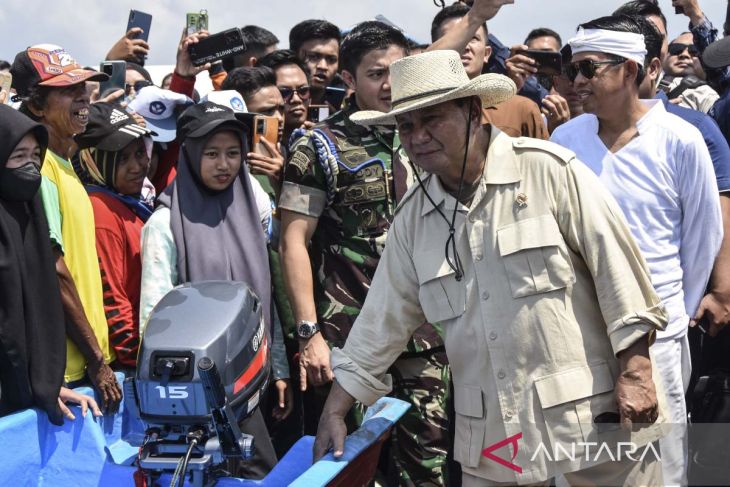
[156,385,189,399]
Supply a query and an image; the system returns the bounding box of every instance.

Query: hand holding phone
[126,10,152,65]
[248,116,284,180]
[251,115,280,157]
[105,29,150,64]
[188,28,247,67]
[506,45,539,91]
[522,50,562,76]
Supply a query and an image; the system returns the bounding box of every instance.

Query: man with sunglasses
[662,32,719,114]
[671,0,730,91]
[551,45,584,120]
[665,34,702,78]
[551,14,722,485]
[615,0,730,335]
[279,21,450,485]
[257,50,313,148]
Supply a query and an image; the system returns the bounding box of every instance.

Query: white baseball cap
[128,86,193,142]
[200,90,248,113]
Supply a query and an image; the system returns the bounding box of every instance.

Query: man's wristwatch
[296,320,320,340]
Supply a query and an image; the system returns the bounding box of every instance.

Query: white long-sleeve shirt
[552,100,722,339]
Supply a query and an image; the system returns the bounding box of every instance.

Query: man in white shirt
[551,14,722,486]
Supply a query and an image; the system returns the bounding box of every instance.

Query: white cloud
[1,0,726,67]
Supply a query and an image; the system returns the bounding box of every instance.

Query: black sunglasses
[566,59,626,82]
[668,43,699,57]
[278,85,311,103]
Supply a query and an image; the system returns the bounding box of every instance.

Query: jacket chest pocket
[415,252,466,324]
[497,215,575,299]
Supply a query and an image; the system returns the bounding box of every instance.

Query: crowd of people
[2,0,730,485]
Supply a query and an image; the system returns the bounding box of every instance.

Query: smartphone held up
[98,60,126,99]
[522,49,562,76]
[126,9,152,66]
[188,28,247,67]
[251,115,280,157]
[186,10,209,36]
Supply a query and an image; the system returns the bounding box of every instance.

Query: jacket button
[481,291,489,300]
[489,332,497,340]
[497,370,506,379]
[469,215,477,223]
[504,410,513,419]
[475,254,483,261]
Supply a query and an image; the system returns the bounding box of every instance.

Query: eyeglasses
[278,85,311,103]
[566,59,626,82]
[668,43,699,57]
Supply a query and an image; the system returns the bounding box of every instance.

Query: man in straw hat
[313,49,669,486]
[279,21,451,485]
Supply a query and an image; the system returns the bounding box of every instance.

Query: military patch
[339,147,371,169]
[340,181,387,205]
[288,147,315,175]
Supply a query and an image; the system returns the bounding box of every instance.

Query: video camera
[123,281,270,487]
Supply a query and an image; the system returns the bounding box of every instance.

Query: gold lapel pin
[515,193,528,208]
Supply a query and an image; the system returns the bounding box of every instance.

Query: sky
[1,0,727,68]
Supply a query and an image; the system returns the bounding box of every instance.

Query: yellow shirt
[41,151,113,381]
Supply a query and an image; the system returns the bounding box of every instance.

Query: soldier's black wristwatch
[296,320,320,340]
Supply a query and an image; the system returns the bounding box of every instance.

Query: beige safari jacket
[331,127,668,484]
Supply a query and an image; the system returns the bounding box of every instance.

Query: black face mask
[0,162,42,202]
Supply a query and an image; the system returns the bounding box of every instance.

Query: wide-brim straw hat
[350,50,516,126]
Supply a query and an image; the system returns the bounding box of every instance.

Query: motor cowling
[134,281,270,424]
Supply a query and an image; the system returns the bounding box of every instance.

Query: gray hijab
[157,124,272,330]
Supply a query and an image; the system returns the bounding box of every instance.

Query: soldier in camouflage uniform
[278,21,449,486]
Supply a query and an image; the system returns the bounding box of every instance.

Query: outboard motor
[123,281,270,487]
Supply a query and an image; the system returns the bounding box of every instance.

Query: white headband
[568,27,647,65]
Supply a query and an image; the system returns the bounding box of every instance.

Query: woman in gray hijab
[139,102,285,479]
